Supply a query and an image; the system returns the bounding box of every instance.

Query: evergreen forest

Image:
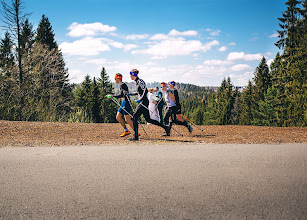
[0,0,306,126]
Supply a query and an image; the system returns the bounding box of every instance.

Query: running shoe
[120,131,131,137]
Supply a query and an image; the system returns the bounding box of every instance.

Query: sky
[18,0,286,86]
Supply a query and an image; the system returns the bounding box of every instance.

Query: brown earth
[0,120,306,147]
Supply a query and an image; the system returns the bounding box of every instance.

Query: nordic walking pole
[111,97,150,139]
[182,115,205,132]
[138,101,183,137]
[124,94,151,139]
[109,96,150,139]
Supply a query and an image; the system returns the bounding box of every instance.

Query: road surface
[1,144,306,219]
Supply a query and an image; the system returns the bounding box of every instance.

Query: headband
[169,81,176,86]
[130,71,138,77]
[115,74,122,81]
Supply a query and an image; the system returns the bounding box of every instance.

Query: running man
[112,73,134,137]
[154,86,165,124]
[129,69,170,141]
[161,81,193,136]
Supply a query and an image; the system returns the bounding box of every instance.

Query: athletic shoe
[161,132,170,137]
[188,125,193,134]
[128,137,139,141]
[120,131,131,137]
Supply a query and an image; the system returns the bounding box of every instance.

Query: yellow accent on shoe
[120,131,131,137]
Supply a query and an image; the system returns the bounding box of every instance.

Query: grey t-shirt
[165,89,176,107]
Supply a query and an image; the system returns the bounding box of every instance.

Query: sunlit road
[1,144,306,219]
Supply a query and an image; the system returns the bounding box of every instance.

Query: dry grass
[0,120,306,147]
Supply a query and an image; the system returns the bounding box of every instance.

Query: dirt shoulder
[0,120,306,147]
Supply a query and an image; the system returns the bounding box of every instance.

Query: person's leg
[177,114,185,122]
[116,111,127,130]
[163,107,172,125]
[132,104,143,140]
[143,106,168,132]
[158,106,163,124]
[124,115,134,131]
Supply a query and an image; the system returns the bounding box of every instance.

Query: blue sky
[21,0,285,86]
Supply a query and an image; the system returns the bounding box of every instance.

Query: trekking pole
[169,125,183,137]
[109,96,150,139]
[138,101,183,136]
[182,115,205,132]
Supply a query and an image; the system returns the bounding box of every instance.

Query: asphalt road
[0,144,306,219]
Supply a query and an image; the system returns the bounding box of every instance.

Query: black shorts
[176,104,182,114]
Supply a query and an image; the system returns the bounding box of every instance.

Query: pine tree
[240,80,254,125]
[0,32,15,76]
[1,0,29,84]
[193,108,204,125]
[212,77,235,125]
[273,0,307,126]
[253,57,271,101]
[276,0,302,56]
[91,77,101,123]
[230,89,240,125]
[98,67,116,123]
[20,18,34,55]
[35,15,57,50]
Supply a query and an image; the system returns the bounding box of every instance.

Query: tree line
[0,0,306,127]
[180,0,306,127]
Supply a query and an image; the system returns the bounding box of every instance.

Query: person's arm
[138,79,147,101]
[167,89,175,101]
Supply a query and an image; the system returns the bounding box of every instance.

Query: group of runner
[107,68,193,141]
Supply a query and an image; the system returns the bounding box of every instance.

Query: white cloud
[206,28,221,36]
[126,34,149,40]
[67,22,117,37]
[203,59,233,66]
[110,42,124,48]
[227,52,263,61]
[210,30,221,36]
[228,71,254,86]
[124,44,139,51]
[109,42,138,51]
[229,42,236,46]
[149,34,185,41]
[132,39,219,58]
[201,40,220,52]
[84,58,107,65]
[149,34,171,41]
[218,46,227,52]
[265,52,273,56]
[68,69,84,83]
[168,29,198,36]
[151,56,168,60]
[230,64,251,72]
[269,33,279,38]
[60,37,110,56]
